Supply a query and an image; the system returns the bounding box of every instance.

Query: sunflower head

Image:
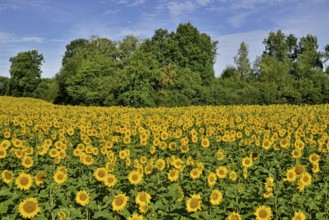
[76,190,90,206]
[135,191,151,205]
[112,193,129,212]
[1,170,14,185]
[15,173,33,191]
[209,189,222,205]
[19,197,40,219]
[186,194,202,213]
[128,170,143,185]
[254,205,272,220]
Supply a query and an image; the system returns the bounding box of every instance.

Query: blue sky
[0,0,328,78]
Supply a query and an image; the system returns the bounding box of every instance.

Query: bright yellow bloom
[254,205,272,220]
[19,197,40,219]
[128,170,143,185]
[168,169,179,182]
[15,172,33,191]
[1,170,14,184]
[112,193,129,212]
[135,191,151,205]
[76,190,90,206]
[94,167,107,182]
[292,211,306,220]
[242,157,253,168]
[186,194,202,213]
[103,174,117,187]
[53,171,67,184]
[209,189,222,205]
[128,213,144,220]
[216,166,228,179]
[207,172,217,186]
[227,212,242,220]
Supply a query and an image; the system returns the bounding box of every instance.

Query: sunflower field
[0,96,329,220]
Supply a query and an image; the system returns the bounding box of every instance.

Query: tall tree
[9,50,44,97]
[263,30,289,62]
[56,36,120,105]
[234,42,251,78]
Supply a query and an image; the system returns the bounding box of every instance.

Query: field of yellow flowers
[0,96,329,220]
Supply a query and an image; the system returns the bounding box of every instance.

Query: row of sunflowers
[0,97,329,219]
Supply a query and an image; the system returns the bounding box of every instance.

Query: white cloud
[167,1,195,16]
[196,0,211,6]
[0,33,44,44]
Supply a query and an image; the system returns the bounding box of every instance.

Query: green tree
[33,78,59,103]
[9,50,44,97]
[0,76,9,95]
[294,34,323,79]
[234,41,251,77]
[56,36,121,105]
[263,30,289,62]
[118,50,159,107]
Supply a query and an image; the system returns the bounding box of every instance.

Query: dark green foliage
[0,76,9,96]
[8,50,44,97]
[3,25,329,106]
[33,78,59,103]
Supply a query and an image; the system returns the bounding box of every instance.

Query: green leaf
[93,210,112,219]
[0,202,8,214]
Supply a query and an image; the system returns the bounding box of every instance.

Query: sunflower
[186,194,202,213]
[0,147,7,159]
[308,153,320,164]
[242,157,253,168]
[53,171,67,184]
[227,212,242,220]
[229,171,237,181]
[190,168,202,179]
[294,165,305,176]
[103,174,117,187]
[201,137,210,148]
[262,140,272,150]
[1,169,14,184]
[18,197,40,219]
[284,168,297,182]
[82,155,94,166]
[263,190,273,198]
[167,169,179,182]
[21,156,34,168]
[139,203,149,214]
[215,149,226,161]
[128,170,143,185]
[312,162,320,173]
[298,172,312,187]
[35,171,46,186]
[57,210,68,220]
[265,177,274,188]
[181,144,189,153]
[254,205,272,220]
[15,172,33,191]
[207,172,217,186]
[216,166,228,179]
[292,211,306,220]
[49,148,59,158]
[112,193,129,212]
[128,213,144,220]
[279,139,290,149]
[135,191,151,205]
[94,167,107,182]
[291,149,302,159]
[1,139,11,149]
[209,189,222,205]
[76,190,90,206]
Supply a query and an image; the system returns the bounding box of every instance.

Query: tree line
[1,23,329,106]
